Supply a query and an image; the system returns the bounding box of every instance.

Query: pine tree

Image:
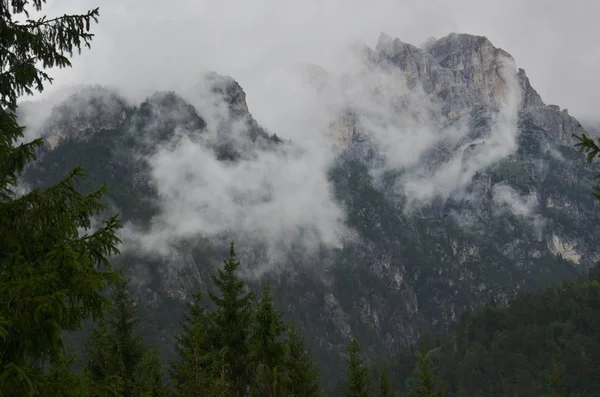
[409,352,443,397]
[173,247,321,396]
[35,347,90,397]
[208,242,255,396]
[546,358,567,397]
[0,1,122,395]
[85,276,166,397]
[131,348,169,397]
[378,368,392,397]
[171,291,216,396]
[285,327,321,397]
[344,339,372,397]
[249,286,289,396]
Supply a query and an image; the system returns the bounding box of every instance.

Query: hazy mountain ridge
[19,32,600,384]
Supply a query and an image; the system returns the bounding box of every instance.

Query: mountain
[18,32,600,385]
[388,266,600,396]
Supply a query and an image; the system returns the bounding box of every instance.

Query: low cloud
[492,183,546,240]
[492,183,538,218]
[397,57,522,206]
[19,32,543,274]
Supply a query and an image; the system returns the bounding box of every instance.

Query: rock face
[19,33,600,386]
[365,33,584,144]
[375,33,514,116]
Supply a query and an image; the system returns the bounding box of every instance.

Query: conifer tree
[85,276,166,397]
[409,352,443,397]
[285,327,322,397]
[344,339,372,397]
[546,358,567,397]
[249,286,289,396]
[171,291,217,396]
[35,348,90,397]
[131,349,169,397]
[378,368,393,397]
[208,242,255,396]
[0,1,122,395]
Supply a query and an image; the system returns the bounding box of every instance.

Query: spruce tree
[85,276,166,397]
[409,352,443,397]
[174,249,322,396]
[546,358,567,397]
[171,291,217,396]
[208,242,255,396]
[249,286,289,396]
[285,327,321,397]
[35,348,90,397]
[0,1,122,395]
[344,339,372,397]
[378,368,392,397]
[131,349,169,397]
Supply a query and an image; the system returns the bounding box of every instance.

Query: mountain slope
[19,32,600,385]
[388,267,600,397]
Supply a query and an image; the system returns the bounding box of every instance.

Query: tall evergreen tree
[35,348,90,397]
[171,291,220,396]
[85,276,167,397]
[249,287,287,396]
[173,248,321,397]
[208,242,255,396]
[378,368,393,397]
[408,352,442,397]
[131,348,169,397]
[249,286,291,396]
[344,339,372,397]
[546,358,567,397]
[284,327,322,397]
[0,1,122,395]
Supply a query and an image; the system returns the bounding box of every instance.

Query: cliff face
[19,33,600,385]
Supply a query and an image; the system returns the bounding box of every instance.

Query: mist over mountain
[18,32,600,384]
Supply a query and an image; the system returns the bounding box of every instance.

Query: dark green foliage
[171,244,322,396]
[170,291,222,396]
[284,327,322,397]
[546,357,568,397]
[344,339,371,397]
[84,276,167,397]
[0,1,125,395]
[249,287,288,396]
[574,133,600,200]
[378,368,393,397]
[131,349,169,397]
[208,243,255,396]
[34,348,90,397]
[407,352,443,397]
[388,269,600,397]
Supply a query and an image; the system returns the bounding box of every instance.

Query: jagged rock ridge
[19,33,600,387]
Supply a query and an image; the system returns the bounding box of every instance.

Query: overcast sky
[37,0,599,125]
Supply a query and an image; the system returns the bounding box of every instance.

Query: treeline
[6,239,600,397]
[384,266,600,397]
[29,243,321,396]
[321,267,600,397]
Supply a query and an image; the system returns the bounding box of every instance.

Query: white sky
[38,0,600,125]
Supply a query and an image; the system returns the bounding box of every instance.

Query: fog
[15,0,598,267]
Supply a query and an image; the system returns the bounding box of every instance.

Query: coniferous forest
[2,1,600,396]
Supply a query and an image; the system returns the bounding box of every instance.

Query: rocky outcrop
[40,85,129,149]
[363,33,586,144]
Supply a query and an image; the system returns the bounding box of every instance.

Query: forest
[2,1,600,396]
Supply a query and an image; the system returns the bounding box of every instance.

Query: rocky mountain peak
[40,85,129,149]
[374,32,516,117]
[356,33,585,144]
[204,71,250,118]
